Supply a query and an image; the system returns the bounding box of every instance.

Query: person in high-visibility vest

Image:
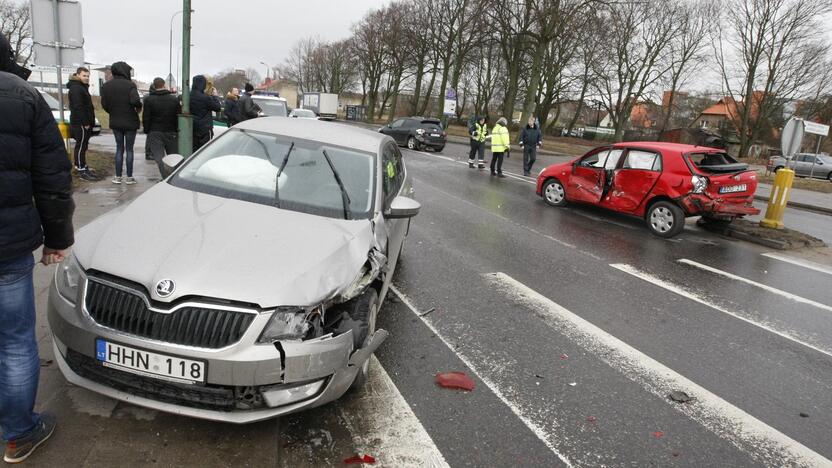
[490,117,510,177]
[468,116,489,169]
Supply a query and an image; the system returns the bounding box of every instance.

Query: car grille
[65,349,262,411]
[84,279,256,349]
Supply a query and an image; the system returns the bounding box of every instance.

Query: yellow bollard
[58,121,70,139]
[760,168,795,229]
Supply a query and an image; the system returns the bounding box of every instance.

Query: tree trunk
[501,59,521,119]
[418,70,438,116]
[566,74,590,134]
[434,60,452,119]
[411,66,425,115]
[520,41,546,126]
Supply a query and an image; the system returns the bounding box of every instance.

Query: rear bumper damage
[678,193,760,218]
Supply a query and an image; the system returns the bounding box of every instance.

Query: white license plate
[719,184,747,194]
[96,339,206,384]
[430,133,441,137]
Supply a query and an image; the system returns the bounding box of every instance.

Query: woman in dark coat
[101,61,142,184]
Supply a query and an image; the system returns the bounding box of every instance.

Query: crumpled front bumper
[678,193,760,218]
[47,281,386,424]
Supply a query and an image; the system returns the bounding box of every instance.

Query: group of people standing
[468,115,543,177]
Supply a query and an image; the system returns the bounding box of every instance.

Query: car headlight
[416,128,425,135]
[691,175,708,194]
[56,254,84,303]
[257,306,321,343]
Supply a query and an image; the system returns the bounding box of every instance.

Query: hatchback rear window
[687,152,748,174]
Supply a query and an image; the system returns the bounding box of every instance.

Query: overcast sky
[76,0,390,83]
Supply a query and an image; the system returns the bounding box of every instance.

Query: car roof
[611,141,722,154]
[234,117,390,154]
[252,95,287,102]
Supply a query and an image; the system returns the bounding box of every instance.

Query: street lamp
[168,9,193,89]
[260,61,271,82]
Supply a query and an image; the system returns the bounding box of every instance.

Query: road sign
[30,0,84,67]
[803,121,830,137]
[443,98,456,116]
[445,87,456,100]
[780,117,804,159]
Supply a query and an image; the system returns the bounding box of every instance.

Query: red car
[536,142,760,237]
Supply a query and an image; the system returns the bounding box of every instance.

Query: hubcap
[408,138,415,149]
[545,182,564,204]
[650,206,674,233]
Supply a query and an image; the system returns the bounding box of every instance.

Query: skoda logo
[155,279,176,298]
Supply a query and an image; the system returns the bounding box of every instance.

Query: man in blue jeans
[0,35,75,463]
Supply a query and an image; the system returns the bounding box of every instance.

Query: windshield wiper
[321,149,352,220]
[274,142,294,207]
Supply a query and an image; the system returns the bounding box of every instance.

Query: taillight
[691,175,708,194]
[442,131,447,137]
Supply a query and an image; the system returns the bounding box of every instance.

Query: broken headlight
[56,254,84,303]
[257,307,322,343]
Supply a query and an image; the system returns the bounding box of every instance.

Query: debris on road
[668,391,692,403]
[419,307,436,317]
[436,372,475,391]
[586,415,597,423]
[799,412,810,418]
[560,354,569,360]
[344,454,376,465]
[568,382,577,387]
[534,374,544,379]
[653,431,665,439]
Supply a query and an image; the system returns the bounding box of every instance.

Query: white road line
[390,285,575,468]
[762,252,832,276]
[339,356,449,468]
[405,149,536,185]
[678,258,832,313]
[486,272,832,468]
[610,263,832,359]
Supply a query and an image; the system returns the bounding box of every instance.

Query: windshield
[254,98,288,117]
[169,130,376,219]
[293,109,316,118]
[39,91,61,110]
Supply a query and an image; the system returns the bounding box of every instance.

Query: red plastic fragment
[344,454,376,465]
[560,354,569,360]
[653,431,664,439]
[586,416,597,423]
[435,372,475,391]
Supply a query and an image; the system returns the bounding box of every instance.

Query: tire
[407,136,417,150]
[542,179,567,207]
[646,201,685,238]
[347,288,379,391]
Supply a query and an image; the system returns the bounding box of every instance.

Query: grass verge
[755,173,832,194]
[71,149,112,188]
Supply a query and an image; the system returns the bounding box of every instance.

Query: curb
[752,195,832,216]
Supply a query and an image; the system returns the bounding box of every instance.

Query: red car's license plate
[719,184,747,194]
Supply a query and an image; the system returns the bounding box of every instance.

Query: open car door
[567,148,622,205]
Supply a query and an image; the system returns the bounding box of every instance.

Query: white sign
[781,117,804,159]
[443,98,456,116]
[30,0,85,67]
[803,121,830,137]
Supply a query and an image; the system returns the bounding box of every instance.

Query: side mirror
[163,154,184,169]
[385,196,421,219]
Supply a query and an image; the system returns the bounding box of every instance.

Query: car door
[793,154,812,176]
[603,149,662,213]
[377,143,408,301]
[383,119,406,144]
[567,148,623,204]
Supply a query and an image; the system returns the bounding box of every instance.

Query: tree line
[277,0,832,158]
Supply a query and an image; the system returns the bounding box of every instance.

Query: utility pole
[51,0,67,148]
[177,0,193,157]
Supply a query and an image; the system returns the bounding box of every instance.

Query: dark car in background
[379,117,446,152]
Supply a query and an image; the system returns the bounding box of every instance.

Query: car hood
[73,183,376,308]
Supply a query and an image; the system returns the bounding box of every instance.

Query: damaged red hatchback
[536,142,760,237]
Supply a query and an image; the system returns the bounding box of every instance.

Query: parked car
[766,153,832,181]
[39,89,102,136]
[48,118,420,423]
[290,108,318,119]
[379,117,446,152]
[536,142,760,237]
[252,94,289,118]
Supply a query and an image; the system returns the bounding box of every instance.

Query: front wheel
[542,179,567,207]
[407,137,417,150]
[646,201,685,238]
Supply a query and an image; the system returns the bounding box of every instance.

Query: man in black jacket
[67,67,99,181]
[143,77,181,177]
[101,61,142,184]
[190,75,221,152]
[238,83,261,122]
[519,116,542,176]
[223,87,241,126]
[0,34,73,464]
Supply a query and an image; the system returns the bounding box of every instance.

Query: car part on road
[435,372,475,391]
[344,454,377,465]
[647,201,685,237]
[668,391,693,403]
[542,179,567,207]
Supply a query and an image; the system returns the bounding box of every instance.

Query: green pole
[177,0,193,157]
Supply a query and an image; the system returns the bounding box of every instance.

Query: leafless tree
[353,8,389,120]
[489,0,534,119]
[715,0,832,157]
[1,0,31,64]
[281,37,320,94]
[212,69,248,95]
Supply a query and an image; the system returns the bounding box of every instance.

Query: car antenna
[275,142,294,208]
[321,149,352,220]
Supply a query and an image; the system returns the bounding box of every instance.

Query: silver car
[48,118,420,423]
[768,153,832,181]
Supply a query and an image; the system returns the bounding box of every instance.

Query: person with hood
[490,117,511,178]
[519,116,542,176]
[101,61,142,185]
[67,67,99,181]
[238,83,261,122]
[223,87,242,126]
[0,33,73,463]
[190,74,221,152]
[468,115,489,169]
[143,77,181,177]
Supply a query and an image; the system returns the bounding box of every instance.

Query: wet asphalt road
[29,132,832,467]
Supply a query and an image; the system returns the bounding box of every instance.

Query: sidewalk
[754,183,832,215]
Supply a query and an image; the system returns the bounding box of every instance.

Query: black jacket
[142,88,181,133]
[239,92,260,121]
[223,95,241,126]
[67,74,95,127]
[190,75,221,135]
[519,124,542,146]
[101,61,142,130]
[0,38,74,261]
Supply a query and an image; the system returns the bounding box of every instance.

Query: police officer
[490,117,511,177]
[468,116,488,169]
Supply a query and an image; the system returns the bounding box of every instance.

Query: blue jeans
[0,254,40,441]
[113,129,137,177]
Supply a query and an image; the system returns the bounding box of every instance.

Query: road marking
[404,148,536,185]
[339,356,449,467]
[678,258,832,313]
[486,272,832,468]
[610,263,832,358]
[762,252,832,276]
[390,285,575,468]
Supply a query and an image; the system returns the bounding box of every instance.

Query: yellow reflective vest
[491,123,510,153]
[472,122,488,142]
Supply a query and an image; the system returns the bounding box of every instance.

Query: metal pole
[809,136,822,179]
[168,10,182,89]
[177,0,193,157]
[51,0,69,149]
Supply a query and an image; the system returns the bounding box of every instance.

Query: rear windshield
[687,152,748,174]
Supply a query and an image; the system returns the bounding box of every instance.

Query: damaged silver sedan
[47,118,420,423]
